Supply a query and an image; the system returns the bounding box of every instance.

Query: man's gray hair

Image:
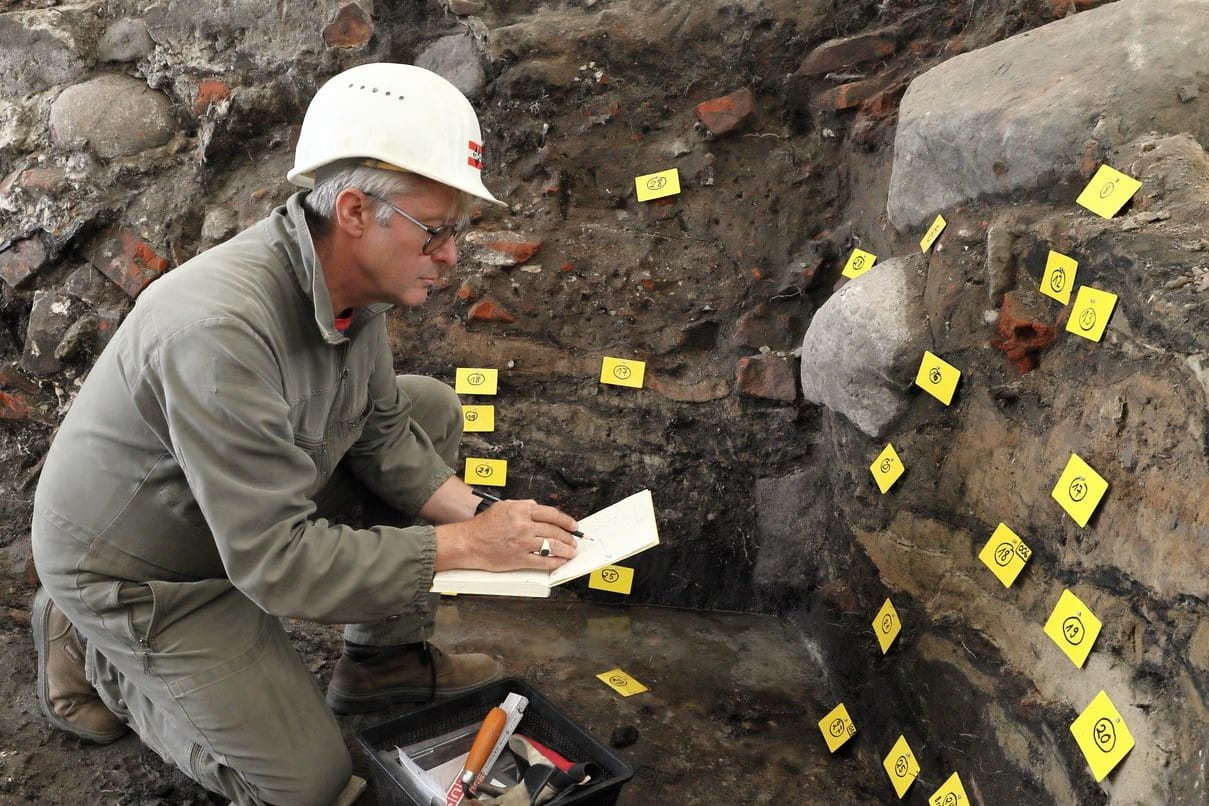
[303,162,473,228]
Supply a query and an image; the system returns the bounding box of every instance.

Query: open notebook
[431,489,659,597]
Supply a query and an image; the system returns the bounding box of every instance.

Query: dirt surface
[2,594,891,805]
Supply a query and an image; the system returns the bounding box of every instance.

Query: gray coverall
[32,193,460,804]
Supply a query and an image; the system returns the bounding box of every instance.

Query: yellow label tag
[1041,250,1078,305]
[915,350,962,405]
[600,356,646,388]
[928,772,970,806]
[1076,164,1142,219]
[1071,690,1135,782]
[1044,588,1103,668]
[461,405,495,433]
[873,598,902,654]
[977,523,1032,588]
[882,735,921,799]
[870,444,905,494]
[1051,453,1108,527]
[920,214,947,252]
[597,668,648,696]
[842,248,878,279]
[588,565,634,594]
[818,703,857,753]
[464,457,507,487]
[1065,285,1118,343]
[455,367,499,395]
[634,168,681,202]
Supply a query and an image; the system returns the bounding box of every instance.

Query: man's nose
[431,236,458,265]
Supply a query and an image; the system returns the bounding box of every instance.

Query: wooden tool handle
[461,707,507,783]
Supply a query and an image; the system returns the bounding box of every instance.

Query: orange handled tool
[459,706,507,787]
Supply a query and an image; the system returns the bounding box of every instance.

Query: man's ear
[333,188,372,237]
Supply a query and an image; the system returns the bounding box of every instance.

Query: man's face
[355,179,460,308]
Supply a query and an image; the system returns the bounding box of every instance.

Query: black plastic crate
[357,677,633,806]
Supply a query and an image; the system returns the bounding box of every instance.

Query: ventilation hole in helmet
[384,92,391,96]
[372,87,378,93]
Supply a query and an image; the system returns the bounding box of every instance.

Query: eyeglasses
[365,193,462,255]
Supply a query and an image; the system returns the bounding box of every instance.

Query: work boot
[326,641,503,714]
[31,587,129,743]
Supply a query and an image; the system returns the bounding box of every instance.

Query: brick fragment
[694,87,754,136]
[815,72,897,112]
[88,229,171,298]
[0,390,33,420]
[463,231,542,267]
[467,298,516,324]
[797,32,896,76]
[0,237,49,289]
[736,354,797,401]
[323,3,373,49]
[194,78,232,117]
[991,296,1056,373]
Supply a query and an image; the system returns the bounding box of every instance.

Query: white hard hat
[288,62,505,207]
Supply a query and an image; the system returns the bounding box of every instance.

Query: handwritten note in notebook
[431,489,660,597]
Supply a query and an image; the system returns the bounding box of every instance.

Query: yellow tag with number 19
[461,405,495,433]
[1044,588,1102,668]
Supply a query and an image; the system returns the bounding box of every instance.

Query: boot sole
[32,588,129,744]
[326,668,505,715]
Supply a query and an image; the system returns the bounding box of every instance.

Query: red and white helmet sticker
[467,140,483,170]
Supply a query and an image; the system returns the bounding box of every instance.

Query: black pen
[471,489,586,538]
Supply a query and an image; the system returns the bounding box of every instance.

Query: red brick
[194,78,232,117]
[323,3,373,49]
[455,283,477,302]
[735,354,797,401]
[797,32,896,76]
[0,389,33,420]
[467,298,516,324]
[0,237,49,289]
[991,296,1056,373]
[815,72,896,112]
[89,229,171,298]
[694,87,754,136]
[464,232,543,267]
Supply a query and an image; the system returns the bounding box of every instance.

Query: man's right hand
[433,498,580,573]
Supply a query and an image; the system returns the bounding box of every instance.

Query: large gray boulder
[49,75,176,159]
[887,0,1209,231]
[799,254,931,438]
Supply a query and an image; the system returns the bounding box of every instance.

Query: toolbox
[357,677,634,806]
